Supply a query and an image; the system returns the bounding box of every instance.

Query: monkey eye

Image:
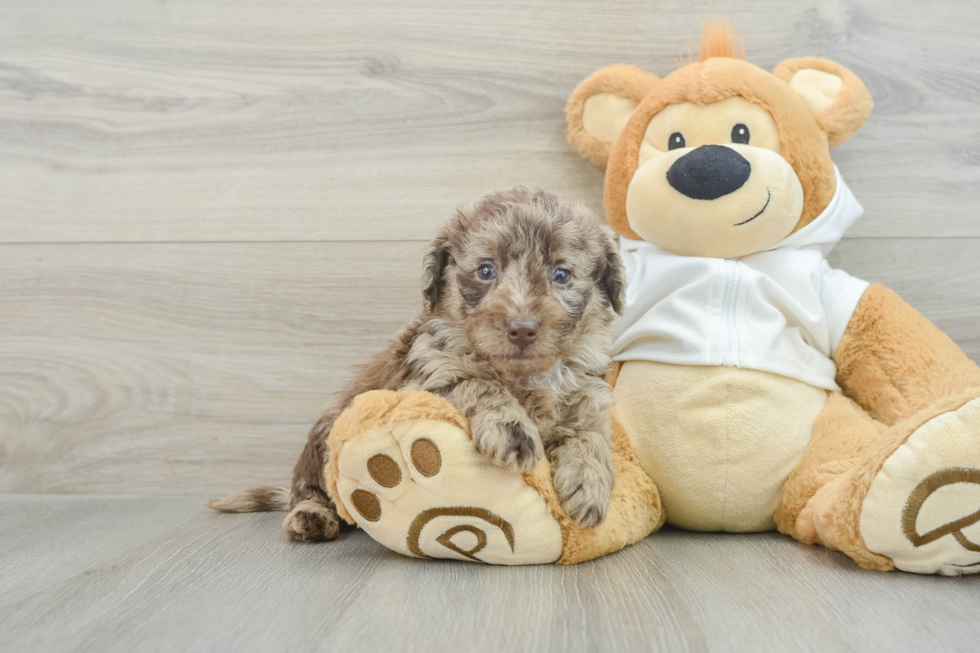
[731,123,750,144]
[668,132,686,150]
[477,263,496,281]
[552,268,571,285]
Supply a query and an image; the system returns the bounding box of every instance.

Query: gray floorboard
[1,495,977,653]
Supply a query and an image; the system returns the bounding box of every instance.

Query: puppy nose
[507,318,539,347]
[667,144,751,200]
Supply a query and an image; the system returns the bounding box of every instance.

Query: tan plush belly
[613,362,828,532]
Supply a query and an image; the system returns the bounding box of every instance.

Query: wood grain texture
[2,0,980,242]
[1,495,978,653]
[1,239,979,495]
[0,242,422,494]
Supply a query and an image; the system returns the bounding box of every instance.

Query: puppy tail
[207,486,290,513]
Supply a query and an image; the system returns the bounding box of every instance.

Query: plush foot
[328,394,563,564]
[861,396,980,576]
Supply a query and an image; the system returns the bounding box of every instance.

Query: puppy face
[422,188,625,376]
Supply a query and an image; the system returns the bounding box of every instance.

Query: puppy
[210,187,626,541]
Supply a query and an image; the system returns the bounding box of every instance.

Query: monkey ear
[598,234,627,315]
[773,57,873,148]
[566,65,660,168]
[421,224,453,313]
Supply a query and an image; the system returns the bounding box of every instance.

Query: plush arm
[833,283,980,426]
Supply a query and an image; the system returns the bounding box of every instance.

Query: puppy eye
[477,264,496,281]
[552,268,571,285]
[668,132,686,150]
[731,123,750,144]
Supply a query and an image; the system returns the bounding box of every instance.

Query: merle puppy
[211,187,626,541]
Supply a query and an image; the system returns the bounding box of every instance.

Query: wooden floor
[2,494,978,653]
[2,1,980,651]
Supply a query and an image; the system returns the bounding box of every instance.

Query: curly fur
[210,187,627,538]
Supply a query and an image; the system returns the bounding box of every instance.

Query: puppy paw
[282,499,341,542]
[553,459,614,528]
[473,419,543,472]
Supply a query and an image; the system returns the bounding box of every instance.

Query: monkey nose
[667,144,751,200]
[506,318,539,348]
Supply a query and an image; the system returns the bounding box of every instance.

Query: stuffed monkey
[324,22,980,575]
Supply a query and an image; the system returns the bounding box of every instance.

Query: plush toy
[324,390,660,564]
[325,21,980,574]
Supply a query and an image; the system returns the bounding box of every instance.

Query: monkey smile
[734,189,771,226]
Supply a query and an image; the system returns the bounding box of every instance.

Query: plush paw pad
[861,397,980,575]
[333,417,562,564]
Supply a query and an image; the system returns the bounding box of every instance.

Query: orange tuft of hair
[699,16,744,62]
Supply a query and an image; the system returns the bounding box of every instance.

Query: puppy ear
[566,64,659,168]
[598,234,627,315]
[773,57,873,148]
[421,223,454,313]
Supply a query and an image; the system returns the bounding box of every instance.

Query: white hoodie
[613,168,868,391]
